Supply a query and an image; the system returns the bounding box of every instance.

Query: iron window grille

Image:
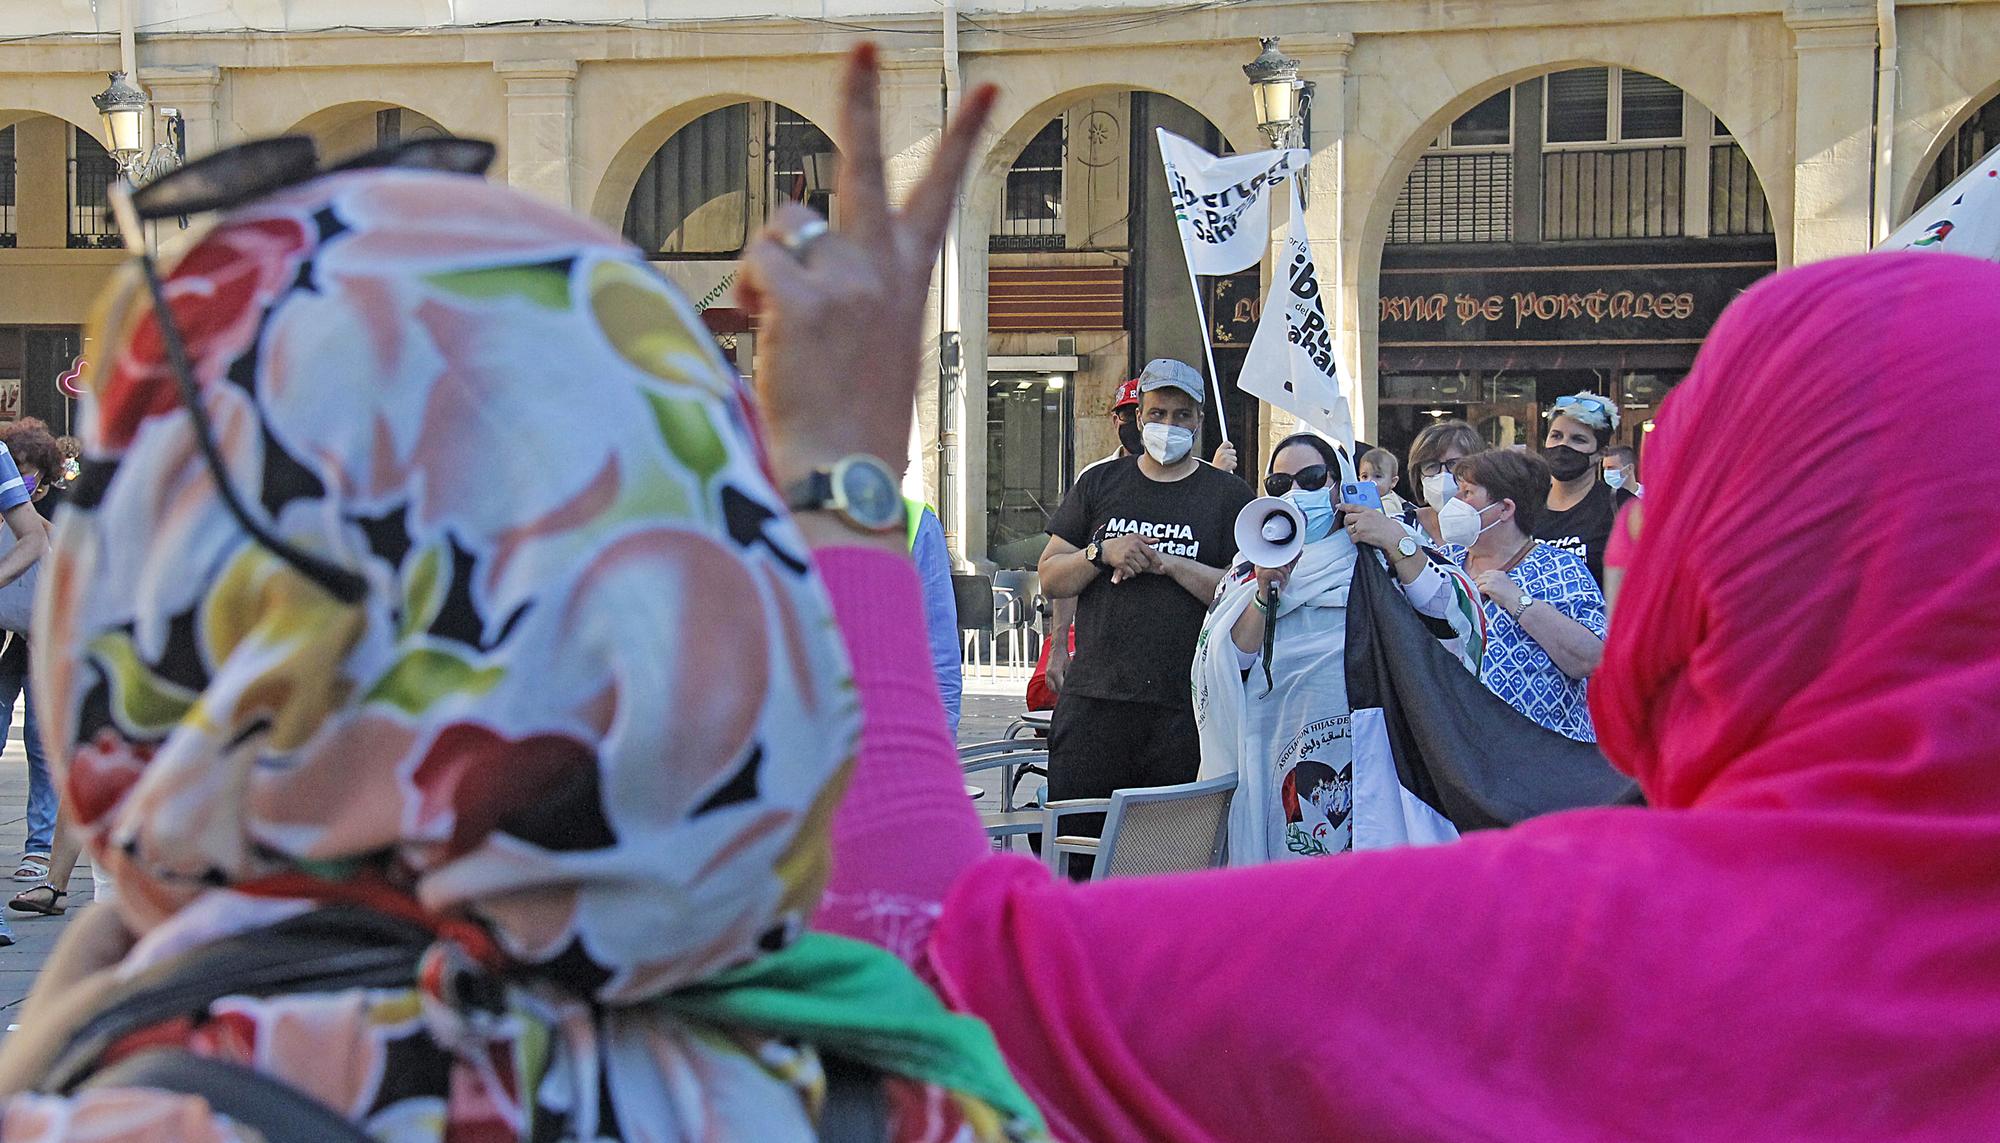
[67,126,122,250]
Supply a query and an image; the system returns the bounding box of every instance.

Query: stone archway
[1901,81,2000,222]
[286,102,452,163]
[1354,58,1781,471]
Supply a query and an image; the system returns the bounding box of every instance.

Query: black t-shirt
[1533,480,1634,585]
[1047,457,1252,706]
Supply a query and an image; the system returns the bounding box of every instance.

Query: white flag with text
[1157,129,1307,275]
[1239,180,1355,448]
[1882,142,2000,260]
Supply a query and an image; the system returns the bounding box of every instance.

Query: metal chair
[1042,774,1237,880]
[992,569,1042,667]
[962,740,1049,852]
[951,573,996,676]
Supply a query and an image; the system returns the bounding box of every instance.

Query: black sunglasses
[107,135,497,606]
[1264,465,1331,497]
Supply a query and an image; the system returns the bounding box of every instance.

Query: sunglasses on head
[105,134,498,606]
[1553,394,1613,420]
[1264,465,1331,497]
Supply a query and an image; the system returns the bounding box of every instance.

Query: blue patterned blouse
[1444,541,1608,741]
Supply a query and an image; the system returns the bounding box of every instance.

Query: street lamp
[92,71,185,186]
[1243,37,1310,151]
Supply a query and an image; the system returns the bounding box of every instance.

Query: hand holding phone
[1339,480,1384,512]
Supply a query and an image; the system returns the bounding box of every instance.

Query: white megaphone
[1234,496,1307,568]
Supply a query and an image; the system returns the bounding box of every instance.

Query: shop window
[985,373,1071,568]
[1545,68,1611,145]
[67,127,121,250]
[993,118,1065,252]
[0,127,15,248]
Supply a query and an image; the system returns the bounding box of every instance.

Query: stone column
[494,60,578,208]
[1786,7,1878,263]
[139,65,222,158]
[1291,34,1360,447]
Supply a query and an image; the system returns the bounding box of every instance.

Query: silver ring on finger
[775,217,831,263]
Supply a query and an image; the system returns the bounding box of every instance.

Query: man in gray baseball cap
[1035,355,1253,876]
[1137,357,1205,404]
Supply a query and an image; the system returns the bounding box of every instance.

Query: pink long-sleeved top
[812,543,2000,1143]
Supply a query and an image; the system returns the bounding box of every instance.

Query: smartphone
[1339,480,1384,511]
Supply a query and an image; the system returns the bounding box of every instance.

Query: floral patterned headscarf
[27,169,1041,1140]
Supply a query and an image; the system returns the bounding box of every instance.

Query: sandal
[12,854,47,883]
[9,885,66,916]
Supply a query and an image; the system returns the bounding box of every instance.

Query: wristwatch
[1511,593,1539,621]
[782,455,905,534]
[1394,536,1420,560]
[1084,541,1105,568]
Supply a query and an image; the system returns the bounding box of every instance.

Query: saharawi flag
[1157,129,1306,274]
[1238,178,1355,447]
[1882,141,2000,260]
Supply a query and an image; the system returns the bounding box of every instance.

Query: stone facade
[1,0,1997,563]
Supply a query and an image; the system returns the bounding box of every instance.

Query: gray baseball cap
[1135,358,1205,405]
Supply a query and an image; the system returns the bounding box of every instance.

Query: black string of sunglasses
[105,135,498,605]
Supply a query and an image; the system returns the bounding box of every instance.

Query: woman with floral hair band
[0,46,1042,1143]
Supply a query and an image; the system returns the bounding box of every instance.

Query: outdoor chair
[962,740,1049,850]
[1041,774,1237,880]
[952,573,998,677]
[992,568,1042,666]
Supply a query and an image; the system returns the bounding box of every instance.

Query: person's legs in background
[18,675,53,869]
[9,803,80,917]
[1137,700,1203,790]
[1046,693,1145,880]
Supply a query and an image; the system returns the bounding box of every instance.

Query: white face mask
[1437,497,1505,547]
[1603,467,1628,491]
[1422,471,1458,511]
[1142,422,1195,465]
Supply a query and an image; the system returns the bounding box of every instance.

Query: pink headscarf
[932,253,2000,1139]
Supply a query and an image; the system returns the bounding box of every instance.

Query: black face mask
[1545,444,1596,482]
[1118,419,1144,456]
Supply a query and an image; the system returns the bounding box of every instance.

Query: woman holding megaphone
[1194,433,1484,862]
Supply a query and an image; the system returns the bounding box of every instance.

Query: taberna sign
[1376,239,1776,350]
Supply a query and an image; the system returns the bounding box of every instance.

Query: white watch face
[1397,537,1418,557]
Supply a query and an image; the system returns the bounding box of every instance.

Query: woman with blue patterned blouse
[1439,449,1608,741]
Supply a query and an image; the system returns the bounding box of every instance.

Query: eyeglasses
[1264,465,1331,497]
[105,135,497,606]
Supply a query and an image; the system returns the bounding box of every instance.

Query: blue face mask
[1287,486,1337,543]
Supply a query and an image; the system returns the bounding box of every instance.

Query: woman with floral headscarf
[0,46,1044,1143]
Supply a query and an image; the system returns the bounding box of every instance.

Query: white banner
[1157,129,1307,276]
[1239,180,1355,448]
[1882,142,2000,260]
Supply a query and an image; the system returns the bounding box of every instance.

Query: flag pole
[1179,255,1230,443]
